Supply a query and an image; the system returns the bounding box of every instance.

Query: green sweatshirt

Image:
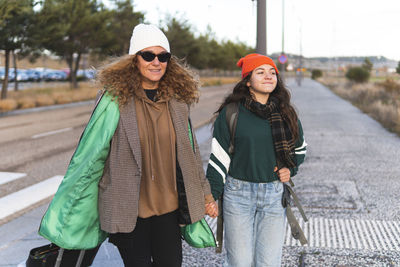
[206,103,307,200]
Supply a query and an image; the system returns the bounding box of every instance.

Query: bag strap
[283,183,308,245]
[215,197,224,253]
[225,102,239,154]
[286,205,308,245]
[286,183,308,222]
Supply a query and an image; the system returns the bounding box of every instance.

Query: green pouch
[180,218,216,248]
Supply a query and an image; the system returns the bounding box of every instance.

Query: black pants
[109,210,182,267]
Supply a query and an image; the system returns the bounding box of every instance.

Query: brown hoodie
[134,88,178,218]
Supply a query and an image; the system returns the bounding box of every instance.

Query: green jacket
[39,93,120,249]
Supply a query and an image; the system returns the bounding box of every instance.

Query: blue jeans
[223,176,286,267]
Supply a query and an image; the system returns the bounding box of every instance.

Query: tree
[104,0,144,56]
[162,16,199,65]
[206,39,225,70]
[38,0,113,88]
[346,67,370,83]
[362,58,373,72]
[218,40,254,70]
[396,61,400,75]
[0,0,35,99]
[311,69,323,80]
[161,15,254,70]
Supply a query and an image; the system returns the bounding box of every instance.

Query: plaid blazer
[98,96,211,233]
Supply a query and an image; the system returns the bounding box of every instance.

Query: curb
[0,100,94,118]
[0,100,216,129]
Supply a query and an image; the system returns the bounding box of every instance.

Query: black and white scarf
[243,96,296,169]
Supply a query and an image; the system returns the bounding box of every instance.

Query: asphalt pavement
[1,78,400,266]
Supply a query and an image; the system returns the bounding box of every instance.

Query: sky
[106,0,400,61]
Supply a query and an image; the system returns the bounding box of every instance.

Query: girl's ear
[246,81,251,87]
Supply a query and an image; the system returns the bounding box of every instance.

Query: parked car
[77,69,96,80]
[41,69,68,81]
[15,69,30,82]
[0,68,16,81]
[25,69,42,82]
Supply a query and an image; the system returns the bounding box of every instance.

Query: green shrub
[311,69,323,80]
[345,67,370,83]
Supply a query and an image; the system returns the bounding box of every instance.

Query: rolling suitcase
[26,243,100,267]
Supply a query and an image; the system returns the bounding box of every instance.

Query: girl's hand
[274,167,291,183]
[205,201,218,218]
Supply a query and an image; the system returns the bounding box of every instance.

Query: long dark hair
[216,72,299,141]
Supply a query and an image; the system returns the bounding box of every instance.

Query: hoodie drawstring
[142,98,155,181]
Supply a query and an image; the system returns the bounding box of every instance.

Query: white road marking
[350,219,362,249]
[0,175,63,221]
[320,217,325,247]
[31,127,72,139]
[0,172,26,186]
[345,219,356,248]
[204,216,400,252]
[384,220,400,251]
[282,217,400,251]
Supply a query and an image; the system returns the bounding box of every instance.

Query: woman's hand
[205,201,218,218]
[274,167,291,183]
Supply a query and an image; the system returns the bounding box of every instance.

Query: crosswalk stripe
[283,217,400,251]
[206,216,400,251]
[0,175,63,221]
[0,172,26,186]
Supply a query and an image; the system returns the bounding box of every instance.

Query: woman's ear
[246,81,251,87]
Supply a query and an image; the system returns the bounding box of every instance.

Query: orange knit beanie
[237,53,279,78]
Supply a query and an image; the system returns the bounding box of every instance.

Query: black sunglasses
[137,51,171,63]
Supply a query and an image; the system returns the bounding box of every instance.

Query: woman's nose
[151,57,161,65]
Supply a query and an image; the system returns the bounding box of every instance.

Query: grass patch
[0,99,18,112]
[320,76,400,136]
[0,82,98,112]
[201,77,240,87]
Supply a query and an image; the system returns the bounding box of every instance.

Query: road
[1,79,400,266]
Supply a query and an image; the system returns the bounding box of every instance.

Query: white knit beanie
[128,24,170,55]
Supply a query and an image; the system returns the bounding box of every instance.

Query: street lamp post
[282,0,285,55]
[256,0,267,55]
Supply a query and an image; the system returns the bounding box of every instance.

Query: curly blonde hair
[97,55,200,106]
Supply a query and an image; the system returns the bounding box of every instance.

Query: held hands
[274,167,291,183]
[205,201,218,218]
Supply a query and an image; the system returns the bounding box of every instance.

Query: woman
[206,53,307,267]
[39,24,215,267]
[97,24,218,267]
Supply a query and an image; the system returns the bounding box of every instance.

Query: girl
[206,53,307,267]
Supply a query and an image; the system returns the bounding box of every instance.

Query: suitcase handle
[54,248,64,267]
